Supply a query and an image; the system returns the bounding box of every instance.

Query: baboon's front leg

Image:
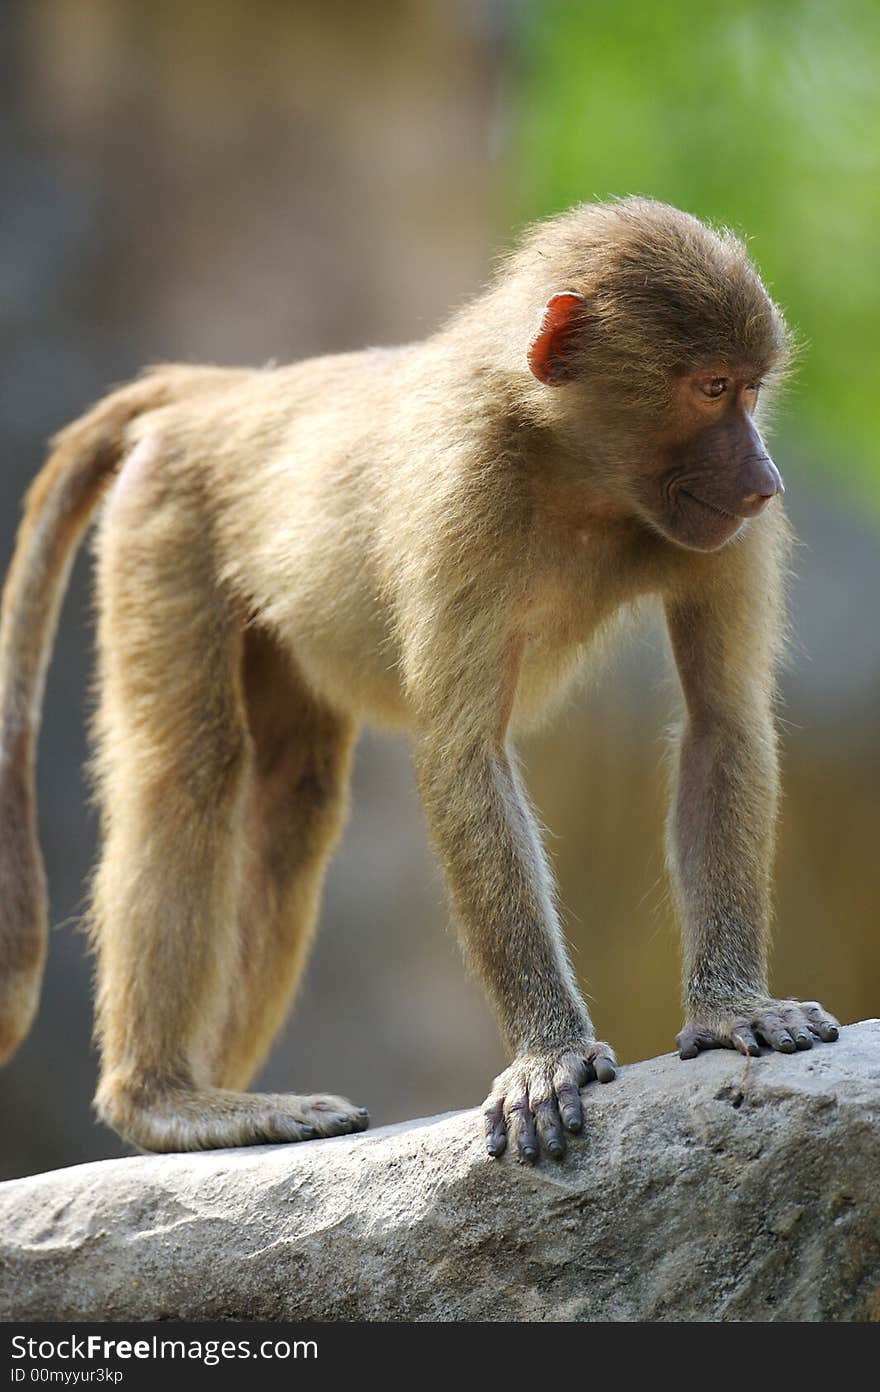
[665,563,839,1059]
[415,738,615,1163]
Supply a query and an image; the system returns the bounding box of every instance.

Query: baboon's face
[636,368,784,553]
[525,278,788,553]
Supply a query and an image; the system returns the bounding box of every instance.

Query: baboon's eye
[700,377,728,399]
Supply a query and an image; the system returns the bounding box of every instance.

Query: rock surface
[1,1021,879,1322]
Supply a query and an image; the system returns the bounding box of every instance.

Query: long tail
[0,370,181,1063]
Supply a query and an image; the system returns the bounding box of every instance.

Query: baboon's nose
[741,489,775,514]
[740,458,784,516]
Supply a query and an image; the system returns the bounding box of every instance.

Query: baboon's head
[521,198,792,552]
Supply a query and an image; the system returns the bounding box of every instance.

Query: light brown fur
[0,198,838,1160]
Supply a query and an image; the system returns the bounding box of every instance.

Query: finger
[506,1102,538,1164]
[803,1005,839,1042]
[588,1043,617,1084]
[677,1025,719,1059]
[554,1078,583,1133]
[557,1050,590,1088]
[533,1096,565,1159]
[754,1015,796,1053]
[484,1096,507,1158]
[807,1020,839,1042]
[782,1010,813,1050]
[730,1022,761,1056]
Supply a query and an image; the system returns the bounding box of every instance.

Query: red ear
[527,291,586,385]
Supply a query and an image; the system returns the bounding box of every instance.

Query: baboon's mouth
[660,487,745,553]
[678,489,739,521]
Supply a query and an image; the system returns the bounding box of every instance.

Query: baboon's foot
[97,1078,369,1152]
[677,998,839,1060]
[482,1040,617,1164]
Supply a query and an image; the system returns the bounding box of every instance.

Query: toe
[262,1111,312,1144]
[300,1094,371,1136]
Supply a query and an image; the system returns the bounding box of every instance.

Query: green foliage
[507,0,880,512]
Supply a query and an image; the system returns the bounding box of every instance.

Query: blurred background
[1,0,877,1181]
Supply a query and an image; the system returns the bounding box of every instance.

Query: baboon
[0,197,839,1163]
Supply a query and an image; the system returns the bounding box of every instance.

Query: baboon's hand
[677,998,839,1060]
[483,1042,616,1163]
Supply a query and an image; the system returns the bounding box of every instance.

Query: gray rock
[2,1020,879,1322]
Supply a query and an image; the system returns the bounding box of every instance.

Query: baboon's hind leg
[214,626,365,1142]
[91,456,365,1152]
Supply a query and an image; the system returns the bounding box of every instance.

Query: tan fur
[0,198,837,1159]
